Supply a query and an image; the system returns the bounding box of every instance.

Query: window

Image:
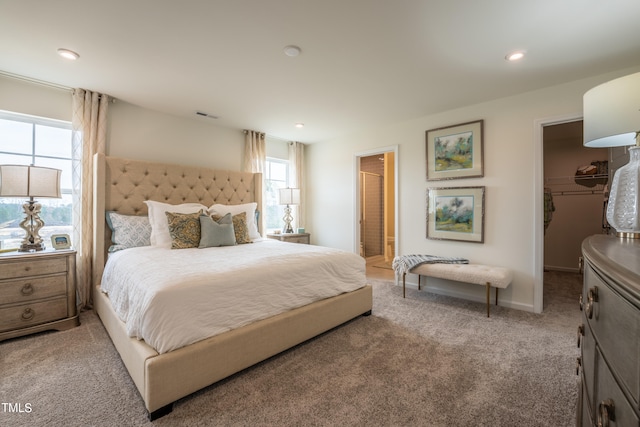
[0,111,73,249]
[264,157,290,231]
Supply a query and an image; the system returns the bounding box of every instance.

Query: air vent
[196,111,219,119]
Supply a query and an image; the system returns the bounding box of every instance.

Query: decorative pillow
[208,202,260,240]
[144,200,207,248]
[166,210,204,249]
[212,211,251,244]
[105,211,152,252]
[199,213,236,248]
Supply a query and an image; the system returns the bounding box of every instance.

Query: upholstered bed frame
[91,153,373,420]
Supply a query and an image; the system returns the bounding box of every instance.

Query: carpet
[0,274,581,426]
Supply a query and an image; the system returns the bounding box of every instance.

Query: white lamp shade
[279,188,300,205]
[0,165,62,198]
[583,71,640,148]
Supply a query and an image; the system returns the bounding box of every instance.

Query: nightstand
[267,232,310,244]
[0,249,79,342]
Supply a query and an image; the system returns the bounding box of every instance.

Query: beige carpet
[1,273,581,426]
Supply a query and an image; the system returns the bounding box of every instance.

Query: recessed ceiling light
[505,51,525,61]
[57,48,80,60]
[284,45,301,57]
[295,123,304,128]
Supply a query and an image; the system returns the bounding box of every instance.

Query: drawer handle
[21,308,35,321]
[575,357,581,376]
[578,256,584,274]
[21,283,34,296]
[579,294,583,311]
[597,399,615,427]
[577,324,584,348]
[585,287,598,319]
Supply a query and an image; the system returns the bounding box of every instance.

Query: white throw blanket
[392,254,469,281]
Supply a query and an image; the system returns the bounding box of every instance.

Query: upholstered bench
[402,263,513,317]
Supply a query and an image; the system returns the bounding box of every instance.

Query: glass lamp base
[607,146,640,237]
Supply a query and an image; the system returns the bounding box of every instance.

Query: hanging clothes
[544,188,555,234]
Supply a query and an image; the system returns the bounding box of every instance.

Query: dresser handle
[575,357,581,375]
[21,308,35,321]
[21,283,34,296]
[577,325,584,348]
[585,287,598,319]
[597,399,615,427]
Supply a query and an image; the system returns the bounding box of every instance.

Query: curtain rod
[0,70,72,92]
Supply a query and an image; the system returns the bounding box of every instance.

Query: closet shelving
[544,174,608,195]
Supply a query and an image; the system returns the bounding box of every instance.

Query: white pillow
[208,202,260,240]
[144,200,208,248]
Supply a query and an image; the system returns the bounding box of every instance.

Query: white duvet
[100,239,366,354]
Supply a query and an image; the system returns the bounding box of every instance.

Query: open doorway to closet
[355,147,398,277]
[542,120,608,306]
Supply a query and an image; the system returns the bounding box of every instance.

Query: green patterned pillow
[165,210,203,249]
[212,211,251,244]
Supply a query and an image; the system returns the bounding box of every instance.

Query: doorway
[355,147,398,269]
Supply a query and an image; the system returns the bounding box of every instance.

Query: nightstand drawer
[0,297,67,332]
[0,257,68,280]
[0,274,67,305]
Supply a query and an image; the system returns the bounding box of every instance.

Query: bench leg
[418,275,421,290]
[495,287,499,306]
[486,282,491,317]
[402,273,406,298]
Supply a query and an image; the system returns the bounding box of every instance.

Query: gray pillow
[106,211,152,252]
[198,213,236,248]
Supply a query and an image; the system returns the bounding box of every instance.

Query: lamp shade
[279,188,300,205]
[0,165,62,198]
[583,71,640,148]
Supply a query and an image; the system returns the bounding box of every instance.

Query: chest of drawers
[578,235,640,426]
[0,249,79,341]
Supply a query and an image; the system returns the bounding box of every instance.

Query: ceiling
[1,0,640,143]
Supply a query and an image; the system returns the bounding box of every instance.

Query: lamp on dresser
[0,164,62,251]
[583,71,640,238]
[278,187,300,234]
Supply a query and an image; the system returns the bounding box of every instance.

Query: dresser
[267,232,310,244]
[577,235,640,426]
[0,249,79,342]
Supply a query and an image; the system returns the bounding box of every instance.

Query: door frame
[353,145,399,259]
[533,113,582,313]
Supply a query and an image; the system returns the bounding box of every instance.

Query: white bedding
[100,239,366,354]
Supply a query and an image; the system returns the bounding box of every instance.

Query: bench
[402,263,513,317]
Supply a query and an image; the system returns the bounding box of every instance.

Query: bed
[91,153,373,420]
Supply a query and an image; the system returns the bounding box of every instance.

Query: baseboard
[544,265,580,273]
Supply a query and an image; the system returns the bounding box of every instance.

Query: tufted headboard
[92,153,263,287]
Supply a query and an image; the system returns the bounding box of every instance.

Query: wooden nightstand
[267,232,310,244]
[0,249,79,342]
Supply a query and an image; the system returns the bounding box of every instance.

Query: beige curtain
[289,141,305,230]
[72,89,109,308]
[243,130,266,173]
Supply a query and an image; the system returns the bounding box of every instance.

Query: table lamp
[0,165,62,251]
[278,187,300,233]
[584,71,640,239]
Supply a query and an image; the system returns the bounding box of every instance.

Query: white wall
[0,75,245,170]
[306,66,640,313]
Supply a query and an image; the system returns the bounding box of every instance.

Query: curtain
[289,141,305,230]
[243,130,266,173]
[71,89,109,308]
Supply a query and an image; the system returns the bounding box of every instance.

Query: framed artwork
[426,120,484,180]
[427,186,485,243]
[51,234,71,250]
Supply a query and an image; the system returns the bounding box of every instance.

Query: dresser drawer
[595,347,640,427]
[0,274,67,304]
[0,256,68,280]
[584,266,640,404]
[0,297,67,332]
